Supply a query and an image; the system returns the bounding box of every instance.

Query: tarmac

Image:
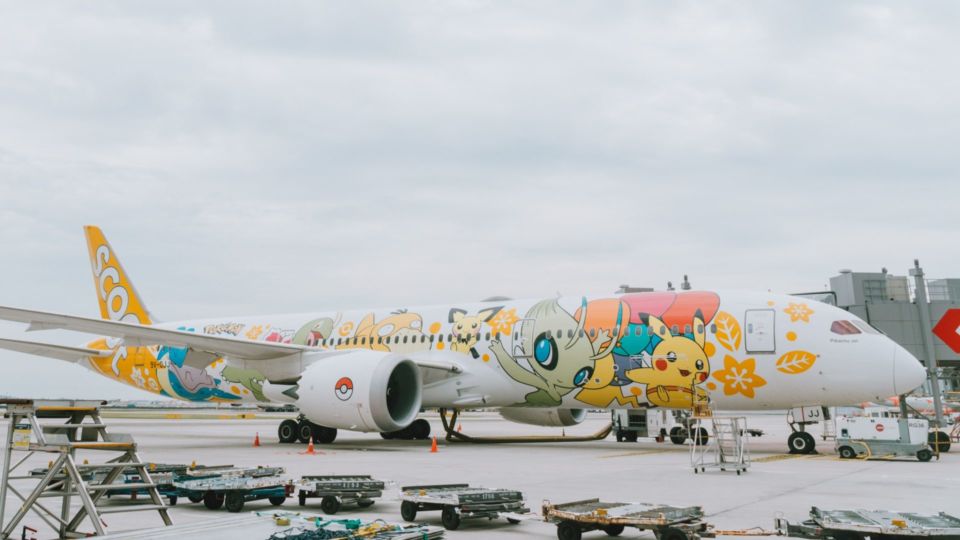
[2,411,958,539]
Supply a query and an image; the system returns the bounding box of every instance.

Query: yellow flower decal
[487,307,519,337]
[784,303,814,323]
[713,355,767,398]
[245,325,265,340]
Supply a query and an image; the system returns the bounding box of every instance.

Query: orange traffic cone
[304,438,316,455]
[430,436,438,453]
[457,424,462,433]
[253,433,261,447]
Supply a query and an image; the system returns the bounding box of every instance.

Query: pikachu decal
[625,312,710,408]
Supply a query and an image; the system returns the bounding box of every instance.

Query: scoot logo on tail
[84,226,153,325]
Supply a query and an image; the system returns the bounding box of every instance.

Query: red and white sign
[933,308,960,354]
[875,423,885,433]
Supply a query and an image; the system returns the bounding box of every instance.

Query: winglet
[83,225,155,324]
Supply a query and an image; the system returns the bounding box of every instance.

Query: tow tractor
[835,416,935,462]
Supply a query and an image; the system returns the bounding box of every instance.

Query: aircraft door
[744,309,776,353]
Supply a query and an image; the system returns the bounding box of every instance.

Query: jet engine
[499,407,587,427]
[296,350,421,432]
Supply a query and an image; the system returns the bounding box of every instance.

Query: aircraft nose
[893,343,927,395]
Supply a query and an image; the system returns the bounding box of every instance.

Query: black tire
[380,431,395,440]
[297,422,313,443]
[624,431,638,443]
[167,495,178,506]
[929,431,951,453]
[400,501,418,521]
[441,507,461,531]
[320,496,341,515]
[832,531,862,540]
[604,524,626,536]
[838,446,856,459]
[659,527,688,540]
[314,426,338,444]
[269,496,286,506]
[558,521,583,540]
[507,518,521,524]
[298,492,307,506]
[225,492,244,513]
[788,431,815,454]
[410,419,431,440]
[693,427,709,446]
[188,493,204,504]
[203,491,224,510]
[357,498,375,508]
[669,427,687,445]
[278,419,299,444]
[917,449,933,462]
[615,431,625,442]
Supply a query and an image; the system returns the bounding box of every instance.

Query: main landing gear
[380,418,431,440]
[278,415,337,444]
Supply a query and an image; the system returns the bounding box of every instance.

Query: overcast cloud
[1,1,958,399]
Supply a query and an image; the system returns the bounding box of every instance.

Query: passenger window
[377,336,383,344]
[568,329,574,339]
[684,324,691,335]
[578,329,585,338]
[429,335,434,343]
[710,324,717,334]
[659,326,666,336]
[671,325,679,335]
[589,328,596,338]
[361,337,367,345]
[485,332,491,340]
[403,336,408,344]
[831,321,861,335]
[697,324,704,334]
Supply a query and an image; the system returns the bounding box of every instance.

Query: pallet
[399,483,529,530]
[777,507,960,540]
[542,498,713,540]
[297,475,385,514]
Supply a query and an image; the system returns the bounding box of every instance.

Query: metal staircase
[688,388,749,475]
[1,399,172,538]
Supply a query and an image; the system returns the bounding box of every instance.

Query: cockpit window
[831,320,861,335]
[851,321,882,335]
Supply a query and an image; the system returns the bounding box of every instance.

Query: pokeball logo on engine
[335,377,354,401]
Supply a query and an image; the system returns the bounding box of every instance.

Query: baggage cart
[776,507,960,540]
[542,498,714,540]
[399,483,529,530]
[173,467,293,513]
[297,475,385,514]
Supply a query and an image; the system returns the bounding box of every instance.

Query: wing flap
[0,337,111,363]
[0,306,307,361]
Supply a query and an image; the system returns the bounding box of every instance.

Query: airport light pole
[910,260,946,428]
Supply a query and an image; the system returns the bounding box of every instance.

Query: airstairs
[689,391,750,475]
[1,399,172,539]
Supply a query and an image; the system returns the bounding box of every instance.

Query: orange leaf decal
[714,311,742,352]
[776,350,817,375]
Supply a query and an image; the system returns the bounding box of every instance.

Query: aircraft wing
[0,305,308,361]
[0,337,112,363]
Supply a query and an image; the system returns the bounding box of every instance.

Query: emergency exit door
[744,309,776,353]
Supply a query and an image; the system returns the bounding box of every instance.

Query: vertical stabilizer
[83,225,155,324]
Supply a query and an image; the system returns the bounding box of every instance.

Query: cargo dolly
[399,483,529,531]
[542,499,714,540]
[776,507,960,540]
[172,466,293,513]
[297,475,385,514]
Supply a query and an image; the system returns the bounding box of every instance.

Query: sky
[0,2,958,399]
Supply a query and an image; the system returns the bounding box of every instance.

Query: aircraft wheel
[380,431,395,440]
[410,419,431,440]
[314,426,338,444]
[693,427,709,446]
[278,419,299,444]
[297,421,313,443]
[928,431,951,453]
[788,431,815,454]
[669,427,688,445]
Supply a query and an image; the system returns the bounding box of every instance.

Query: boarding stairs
[1,399,172,539]
[688,391,749,475]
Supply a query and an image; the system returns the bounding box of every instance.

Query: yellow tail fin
[83,225,154,324]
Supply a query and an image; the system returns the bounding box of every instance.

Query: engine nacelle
[297,350,421,432]
[499,407,587,427]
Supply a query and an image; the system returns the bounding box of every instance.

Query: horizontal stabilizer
[0,337,111,363]
[0,305,309,361]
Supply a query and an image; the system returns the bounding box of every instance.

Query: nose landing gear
[786,406,830,454]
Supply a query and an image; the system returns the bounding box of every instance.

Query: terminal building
[821,267,960,393]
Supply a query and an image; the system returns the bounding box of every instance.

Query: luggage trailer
[171,466,293,513]
[776,507,960,540]
[542,499,714,540]
[297,475,386,514]
[399,483,529,531]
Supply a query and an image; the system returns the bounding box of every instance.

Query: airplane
[0,226,928,455]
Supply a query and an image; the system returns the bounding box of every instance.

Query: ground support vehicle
[172,467,293,512]
[776,507,960,540]
[297,475,385,514]
[835,417,935,462]
[399,483,529,531]
[542,498,713,540]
